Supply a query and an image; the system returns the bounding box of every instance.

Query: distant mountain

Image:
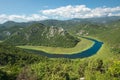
[71,16,120,24]
[1,16,120,28]
[0,16,120,40]
[1,21,40,28]
[3,23,79,48]
[33,16,120,26]
[38,17,120,33]
[0,21,41,40]
[0,21,26,28]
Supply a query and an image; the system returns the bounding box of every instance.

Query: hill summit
[4,23,79,48]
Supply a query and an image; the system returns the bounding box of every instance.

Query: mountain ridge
[3,23,79,48]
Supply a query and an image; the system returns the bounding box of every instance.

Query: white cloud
[0,5,120,23]
[40,5,120,19]
[0,14,48,24]
[25,14,48,21]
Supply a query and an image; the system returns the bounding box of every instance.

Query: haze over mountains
[0,16,120,27]
[0,16,120,45]
[0,16,120,38]
[0,16,120,49]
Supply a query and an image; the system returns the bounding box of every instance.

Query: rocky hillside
[3,23,79,48]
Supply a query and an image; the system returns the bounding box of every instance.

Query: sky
[0,0,120,23]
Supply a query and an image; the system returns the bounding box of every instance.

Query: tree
[0,70,8,80]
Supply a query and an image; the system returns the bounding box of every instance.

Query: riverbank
[18,37,103,59]
[18,37,93,54]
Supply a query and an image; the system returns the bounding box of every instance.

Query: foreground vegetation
[0,43,120,80]
[18,37,93,54]
[0,44,48,80]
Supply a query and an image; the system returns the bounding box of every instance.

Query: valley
[1,0,120,79]
[0,16,120,80]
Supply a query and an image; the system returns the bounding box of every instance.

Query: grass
[83,36,117,62]
[18,37,93,54]
[0,41,3,43]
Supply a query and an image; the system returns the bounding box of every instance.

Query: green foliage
[28,59,78,80]
[68,23,105,36]
[16,66,38,80]
[0,44,49,80]
[0,44,120,80]
[78,60,88,77]
[0,70,8,80]
[108,61,120,78]
[0,44,47,66]
[3,23,79,48]
[0,18,120,80]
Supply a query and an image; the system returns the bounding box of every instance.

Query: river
[28,37,103,59]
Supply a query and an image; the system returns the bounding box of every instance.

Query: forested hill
[3,23,79,48]
[0,16,120,48]
[0,16,120,40]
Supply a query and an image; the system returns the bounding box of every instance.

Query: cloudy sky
[0,0,120,23]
